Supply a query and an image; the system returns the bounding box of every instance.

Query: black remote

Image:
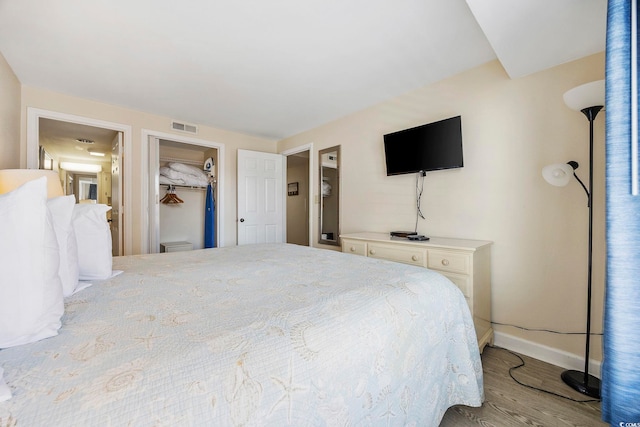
[407,235,429,241]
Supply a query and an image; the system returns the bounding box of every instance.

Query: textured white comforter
[0,243,483,426]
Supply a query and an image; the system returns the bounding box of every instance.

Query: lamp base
[561,369,601,398]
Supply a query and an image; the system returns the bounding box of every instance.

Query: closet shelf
[159,156,204,167]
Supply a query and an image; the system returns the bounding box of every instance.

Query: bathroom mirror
[319,146,340,246]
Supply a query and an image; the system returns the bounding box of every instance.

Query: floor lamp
[542,80,604,399]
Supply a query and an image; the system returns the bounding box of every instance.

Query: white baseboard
[493,331,601,379]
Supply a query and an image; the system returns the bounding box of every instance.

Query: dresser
[340,232,493,353]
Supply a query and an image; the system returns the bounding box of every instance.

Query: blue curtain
[602,0,640,423]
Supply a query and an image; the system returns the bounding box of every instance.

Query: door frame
[141,129,225,253]
[281,143,314,246]
[110,132,123,256]
[26,107,133,255]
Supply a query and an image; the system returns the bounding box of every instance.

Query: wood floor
[440,346,606,427]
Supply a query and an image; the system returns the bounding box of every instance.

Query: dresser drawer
[427,250,470,274]
[367,243,427,267]
[342,239,367,256]
[441,272,470,298]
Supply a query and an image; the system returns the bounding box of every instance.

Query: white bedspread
[0,244,483,426]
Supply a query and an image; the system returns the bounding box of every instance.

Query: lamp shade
[563,80,605,111]
[0,169,64,198]
[542,163,574,187]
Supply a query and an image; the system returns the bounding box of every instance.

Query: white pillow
[72,203,113,280]
[0,177,64,349]
[168,162,208,179]
[48,195,79,297]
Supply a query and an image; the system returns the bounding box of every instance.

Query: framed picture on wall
[288,182,299,196]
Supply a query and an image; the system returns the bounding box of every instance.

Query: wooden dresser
[340,232,493,353]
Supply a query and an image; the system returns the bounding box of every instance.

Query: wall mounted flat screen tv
[383,115,463,176]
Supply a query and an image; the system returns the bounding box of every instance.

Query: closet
[157,139,217,251]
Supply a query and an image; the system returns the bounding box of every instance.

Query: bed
[0,243,483,426]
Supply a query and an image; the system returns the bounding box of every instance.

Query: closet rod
[163,184,207,191]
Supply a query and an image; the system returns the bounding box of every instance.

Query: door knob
[240,218,245,222]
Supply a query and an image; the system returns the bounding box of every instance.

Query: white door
[111,132,123,256]
[237,149,285,245]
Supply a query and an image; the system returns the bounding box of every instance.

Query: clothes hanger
[161,185,184,204]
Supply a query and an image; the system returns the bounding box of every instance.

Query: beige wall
[0,52,21,168]
[20,86,277,253]
[278,54,606,362]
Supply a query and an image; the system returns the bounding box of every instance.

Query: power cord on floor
[490,320,603,336]
[491,346,601,403]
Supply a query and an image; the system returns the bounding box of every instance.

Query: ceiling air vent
[171,120,198,134]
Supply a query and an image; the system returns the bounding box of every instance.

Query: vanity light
[88,150,106,157]
[60,162,102,173]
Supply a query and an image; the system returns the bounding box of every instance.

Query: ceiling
[39,118,117,164]
[0,0,606,141]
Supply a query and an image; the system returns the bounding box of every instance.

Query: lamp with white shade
[543,161,590,196]
[542,80,604,399]
[0,169,63,198]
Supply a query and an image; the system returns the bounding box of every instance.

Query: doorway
[143,129,225,253]
[29,111,130,256]
[282,144,313,247]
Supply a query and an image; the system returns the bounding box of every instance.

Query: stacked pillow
[0,177,64,348]
[73,203,113,280]
[48,194,80,296]
[0,177,114,349]
[0,177,60,402]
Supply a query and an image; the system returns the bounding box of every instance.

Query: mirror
[75,174,98,204]
[319,146,340,246]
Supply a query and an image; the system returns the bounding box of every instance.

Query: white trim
[494,331,601,379]
[148,136,161,253]
[282,154,287,244]
[281,143,314,246]
[26,107,133,255]
[141,129,225,253]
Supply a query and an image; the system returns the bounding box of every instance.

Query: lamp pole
[560,105,602,399]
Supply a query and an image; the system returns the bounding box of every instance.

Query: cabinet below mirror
[319,146,340,246]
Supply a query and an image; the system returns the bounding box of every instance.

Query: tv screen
[383,116,463,176]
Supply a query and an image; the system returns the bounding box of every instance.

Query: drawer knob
[441,259,450,266]
[369,249,376,255]
[350,246,356,252]
[411,255,418,261]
